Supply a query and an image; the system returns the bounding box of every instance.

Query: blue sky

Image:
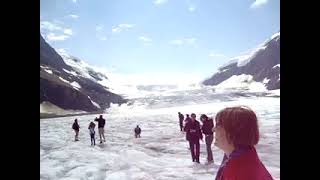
[40,0,279,83]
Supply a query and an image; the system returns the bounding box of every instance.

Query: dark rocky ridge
[40,34,127,113]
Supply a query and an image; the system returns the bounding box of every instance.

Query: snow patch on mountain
[59,77,70,84]
[44,69,53,74]
[272,64,280,69]
[63,68,78,76]
[70,81,81,90]
[263,78,270,84]
[40,101,87,115]
[215,74,267,92]
[87,96,101,109]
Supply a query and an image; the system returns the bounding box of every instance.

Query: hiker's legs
[90,134,93,145]
[101,128,105,141]
[99,128,103,142]
[90,134,95,146]
[195,141,200,163]
[189,141,196,162]
[75,130,79,141]
[205,135,213,162]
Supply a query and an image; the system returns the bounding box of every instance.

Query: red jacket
[217,147,273,180]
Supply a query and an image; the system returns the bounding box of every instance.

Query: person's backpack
[72,123,76,130]
[72,123,78,130]
[89,128,95,134]
[135,127,141,134]
[179,114,184,120]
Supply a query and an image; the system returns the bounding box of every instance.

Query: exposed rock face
[40,34,127,112]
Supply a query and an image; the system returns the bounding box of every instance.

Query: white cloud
[100,36,107,41]
[209,52,227,58]
[153,0,168,5]
[40,20,73,39]
[112,24,135,33]
[118,24,134,28]
[95,25,108,40]
[57,48,68,55]
[250,0,268,9]
[188,7,195,12]
[72,0,77,3]
[63,29,73,35]
[185,0,196,12]
[40,21,63,31]
[169,37,197,46]
[169,39,183,45]
[96,25,104,31]
[139,36,152,42]
[111,27,120,33]
[46,33,69,41]
[185,38,196,44]
[53,19,64,25]
[69,14,79,19]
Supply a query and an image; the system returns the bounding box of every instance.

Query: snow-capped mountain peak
[203,31,280,90]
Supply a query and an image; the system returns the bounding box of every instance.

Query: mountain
[40,34,127,115]
[203,32,280,90]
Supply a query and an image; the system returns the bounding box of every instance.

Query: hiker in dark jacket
[134,125,141,138]
[201,114,214,164]
[184,114,191,132]
[88,121,96,146]
[185,114,191,124]
[178,112,184,131]
[184,113,203,163]
[95,115,106,143]
[72,119,80,141]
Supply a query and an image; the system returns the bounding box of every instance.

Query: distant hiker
[95,115,106,144]
[178,112,184,131]
[200,116,205,123]
[88,121,96,146]
[214,106,274,180]
[184,114,191,129]
[200,114,214,164]
[184,113,203,163]
[184,114,192,140]
[134,125,141,138]
[72,119,80,141]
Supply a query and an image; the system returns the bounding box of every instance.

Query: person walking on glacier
[134,125,141,138]
[184,113,203,163]
[95,115,106,144]
[178,112,184,132]
[200,114,214,164]
[88,121,96,146]
[72,119,80,141]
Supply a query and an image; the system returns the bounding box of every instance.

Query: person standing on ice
[72,119,80,141]
[184,113,203,163]
[95,115,106,144]
[184,114,191,131]
[214,106,274,180]
[134,125,141,138]
[200,114,214,164]
[178,112,184,131]
[88,121,96,146]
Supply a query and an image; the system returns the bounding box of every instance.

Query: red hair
[215,106,259,148]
